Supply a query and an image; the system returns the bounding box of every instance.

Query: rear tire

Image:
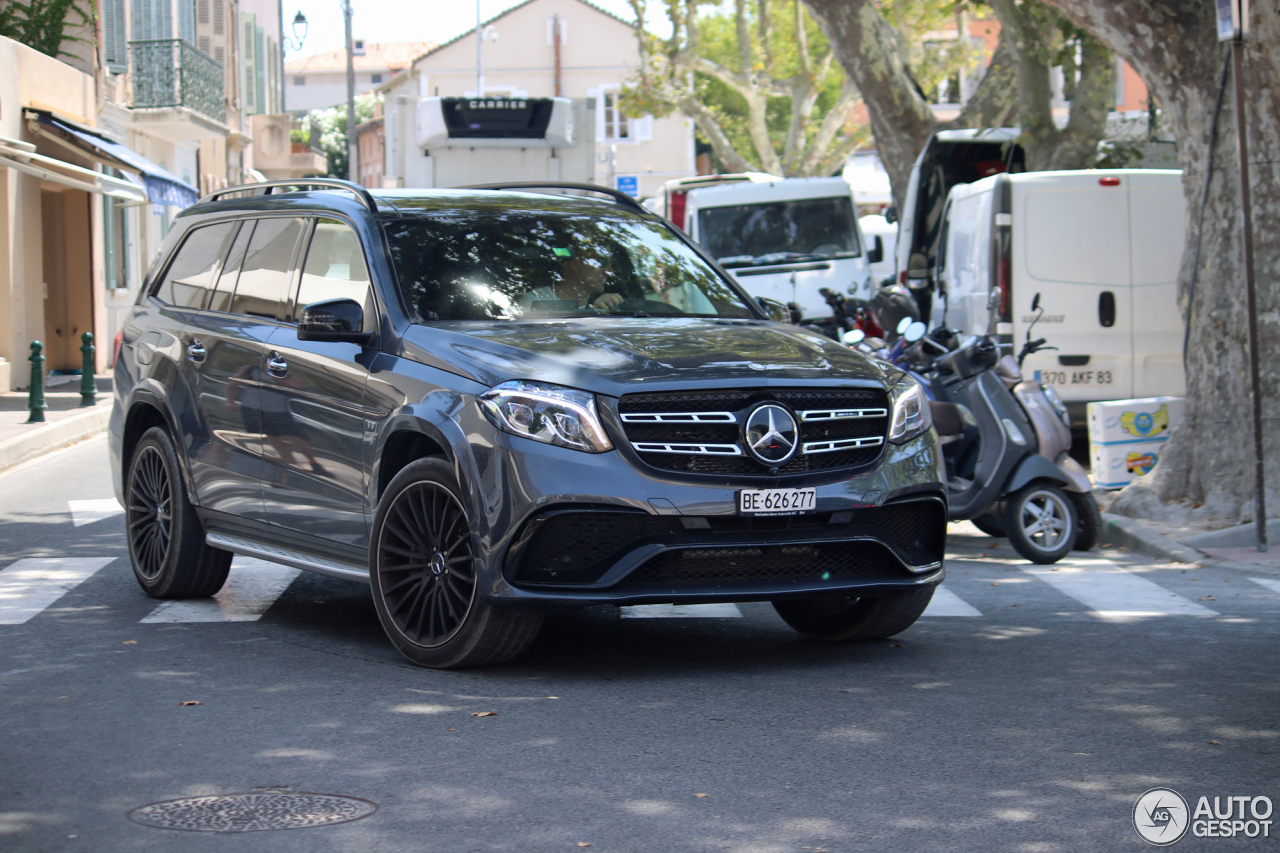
[970,513,1007,538]
[125,427,231,598]
[1004,483,1077,564]
[1070,492,1102,551]
[772,586,936,641]
[370,458,542,668]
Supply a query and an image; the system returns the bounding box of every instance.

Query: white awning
[0,135,148,203]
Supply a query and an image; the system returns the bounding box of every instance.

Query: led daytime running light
[478,380,613,453]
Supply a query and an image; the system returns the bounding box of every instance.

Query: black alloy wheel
[376,479,477,647]
[125,426,231,598]
[370,458,543,668]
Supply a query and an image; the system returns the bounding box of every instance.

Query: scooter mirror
[903,321,927,342]
[843,329,866,345]
[1031,292,1041,312]
[897,317,912,335]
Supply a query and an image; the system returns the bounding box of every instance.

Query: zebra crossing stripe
[140,558,301,623]
[68,499,124,528]
[1022,557,1218,620]
[922,584,982,616]
[621,603,743,618]
[1249,577,1280,595]
[0,558,115,624]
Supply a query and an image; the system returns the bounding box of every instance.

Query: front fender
[1002,453,1068,495]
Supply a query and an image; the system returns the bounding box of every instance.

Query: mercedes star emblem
[744,404,798,465]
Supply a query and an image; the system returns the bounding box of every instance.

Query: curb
[0,406,112,474]
[1100,512,1280,579]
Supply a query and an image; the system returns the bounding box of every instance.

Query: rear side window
[153,222,236,308]
[206,221,251,313]
[293,218,373,325]
[230,217,306,319]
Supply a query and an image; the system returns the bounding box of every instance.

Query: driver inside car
[520,247,624,311]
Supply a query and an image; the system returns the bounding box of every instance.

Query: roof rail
[200,178,378,212]
[455,181,647,213]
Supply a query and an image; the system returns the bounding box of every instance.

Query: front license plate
[738,487,816,515]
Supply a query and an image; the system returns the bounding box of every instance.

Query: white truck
[933,168,1187,418]
[675,176,882,332]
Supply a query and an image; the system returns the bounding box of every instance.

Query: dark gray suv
[110,179,946,668]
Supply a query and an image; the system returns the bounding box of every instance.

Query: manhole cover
[128,792,377,832]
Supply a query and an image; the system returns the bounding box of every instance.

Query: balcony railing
[129,39,225,123]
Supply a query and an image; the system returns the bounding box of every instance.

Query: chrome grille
[617,387,890,475]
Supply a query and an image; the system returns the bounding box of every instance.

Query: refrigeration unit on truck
[934,168,1187,419]
[679,177,882,332]
[397,96,594,188]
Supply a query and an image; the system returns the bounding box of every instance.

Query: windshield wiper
[717,252,840,268]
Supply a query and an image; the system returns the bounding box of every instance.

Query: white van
[680,177,881,331]
[934,168,1187,417]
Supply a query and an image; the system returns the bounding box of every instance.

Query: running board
[206,533,370,584]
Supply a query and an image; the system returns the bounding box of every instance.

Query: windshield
[383,209,756,322]
[697,196,861,264]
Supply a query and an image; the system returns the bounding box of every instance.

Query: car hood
[399,317,893,397]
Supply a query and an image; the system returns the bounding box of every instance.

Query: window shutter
[179,0,195,43]
[103,0,126,71]
[197,0,209,25]
[242,14,257,114]
[255,26,266,115]
[633,115,653,142]
[213,0,224,35]
[587,88,605,140]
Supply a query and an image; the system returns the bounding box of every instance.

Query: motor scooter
[914,295,1100,563]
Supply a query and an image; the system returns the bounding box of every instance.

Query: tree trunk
[1043,0,1280,522]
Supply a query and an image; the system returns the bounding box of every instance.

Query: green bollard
[79,332,97,406]
[26,340,46,423]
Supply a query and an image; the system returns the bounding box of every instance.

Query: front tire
[125,426,231,598]
[772,586,936,641]
[370,458,542,668]
[1004,483,1077,564]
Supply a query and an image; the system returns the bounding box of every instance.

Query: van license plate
[738,488,816,515]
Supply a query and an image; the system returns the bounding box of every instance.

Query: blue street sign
[615,175,639,198]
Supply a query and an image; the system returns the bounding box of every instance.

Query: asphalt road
[2,435,1278,852]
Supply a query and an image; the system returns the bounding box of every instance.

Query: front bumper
[469,423,948,608]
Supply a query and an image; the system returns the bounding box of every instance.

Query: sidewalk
[0,374,113,474]
[1101,510,1280,579]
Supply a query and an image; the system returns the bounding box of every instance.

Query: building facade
[285,41,433,114]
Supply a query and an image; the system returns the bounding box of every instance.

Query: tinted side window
[293,218,373,325]
[153,222,236,308]
[207,221,251,313]
[231,217,306,319]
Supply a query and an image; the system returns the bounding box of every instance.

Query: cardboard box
[1091,440,1167,489]
[1087,397,1184,445]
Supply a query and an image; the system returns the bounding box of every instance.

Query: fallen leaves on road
[180,700,201,706]
[1209,740,1221,745]
[122,640,137,645]
[1200,596,1218,601]
[891,643,905,648]
[987,543,999,549]
[577,843,591,848]
[472,711,498,717]
[693,793,709,798]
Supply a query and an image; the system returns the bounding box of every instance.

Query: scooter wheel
[1004,483,1078,564]
[1070,491,1103,551]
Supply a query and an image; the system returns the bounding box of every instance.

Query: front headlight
[478,380,614,454]
[888,378,933,445]
[1041,383,1072,428]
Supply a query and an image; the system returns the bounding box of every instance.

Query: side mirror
[867,235,884,265]
[903,321,927,342]
[298,298,374,345]
[884,206,898,225]
[842,329,866,345]
[1031,292,1041,312]
[757,297,791,323]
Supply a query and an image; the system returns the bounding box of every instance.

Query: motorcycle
[862,294,1101,563]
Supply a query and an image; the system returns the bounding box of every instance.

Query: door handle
[1098,291,1116,327]
[186,340,206,363]
[266,352,288,377]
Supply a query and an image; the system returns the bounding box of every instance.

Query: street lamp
[280,10,308,112]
